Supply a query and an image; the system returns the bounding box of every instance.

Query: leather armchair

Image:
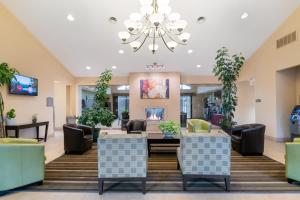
[63,124,93,154]
[231,124,266,156]
[126,120,147,134]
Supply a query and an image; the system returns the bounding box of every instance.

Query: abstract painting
[140,79,169,99]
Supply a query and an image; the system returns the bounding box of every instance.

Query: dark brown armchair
[231,124,266,156]
[63,124,93,154]
[126,120,147,134]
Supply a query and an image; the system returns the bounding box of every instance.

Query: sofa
[0,138,44,194]
[63,124,93,154]
[187,119,211,133]
[286,138,300,183]
[177,132,231,191]
[126,120,147,134]
[231,124,265,156]
[97,133,148,194]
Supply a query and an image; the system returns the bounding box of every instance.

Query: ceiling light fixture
[109,17,118,24]
[196,64,201,68]
[146,62,165,71]
[187,49,193,54]
[118,49,124,54]
[112,65,117,69]
[67,14,75,21]
[241,12,249,19]
[86,66,91,70]
[118,0,190,54]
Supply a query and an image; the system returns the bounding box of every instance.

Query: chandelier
[118,0,191,54]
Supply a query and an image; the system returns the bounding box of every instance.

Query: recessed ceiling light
[67,14,75,22]
[241,12,249,19]
[197,16,206,24]
[112,65,117,69]
[109,17,118,24]
[187,49,193,54]
[196,65,202,68]
[118,49,124,54]
[86,66,91,70]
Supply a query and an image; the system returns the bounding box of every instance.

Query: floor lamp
[46,97,55,134]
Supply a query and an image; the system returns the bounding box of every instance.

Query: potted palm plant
[159,120,181,138]
[78,69,115,142]
[6,109,16,126]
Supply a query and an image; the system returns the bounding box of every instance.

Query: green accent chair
[187,119,211,133]
[285,138,300,183]
[0,138,45,194]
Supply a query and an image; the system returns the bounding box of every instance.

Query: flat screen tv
[9,74,38,96]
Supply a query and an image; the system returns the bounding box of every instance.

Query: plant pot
[163,132,174,139]
[6,118,16,126]
[32,119,37,124]
[93,128,101,142]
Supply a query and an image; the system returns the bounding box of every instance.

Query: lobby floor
[2,131,297,200]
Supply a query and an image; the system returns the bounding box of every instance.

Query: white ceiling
[1,0,300,76]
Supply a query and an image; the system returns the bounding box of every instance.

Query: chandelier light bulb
[168,13,181,22]
[118,31,130,41]
[158,6,171,15]
[157,0,170,5]
[124,19,137,31]
[140,5,153,15]
[139,0,152,5]
[179,32,191,42]
[167,41,178,50]
[130,13,142,22]
[130,41,141,50]
[149,13,164,26]
[175,20,187,32]
[148,44,159,52]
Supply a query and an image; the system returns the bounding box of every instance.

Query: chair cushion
[294,138,300,143]
[0,138,38,144]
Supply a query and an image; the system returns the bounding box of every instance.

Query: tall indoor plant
[213,47,245,130]
[0,63,18,137]
[78,69,115,141]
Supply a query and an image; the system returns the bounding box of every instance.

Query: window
[180,95,192,119]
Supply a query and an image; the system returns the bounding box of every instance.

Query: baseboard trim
[265,135,290,142]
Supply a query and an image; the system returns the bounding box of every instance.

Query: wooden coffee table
[147,132,180,157]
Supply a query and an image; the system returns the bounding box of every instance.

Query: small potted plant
[6,108,16,125]
[159,120,181,138]
[32,114,38,123]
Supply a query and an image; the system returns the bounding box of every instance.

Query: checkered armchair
[177,132,231,191]
[97,133,148,194]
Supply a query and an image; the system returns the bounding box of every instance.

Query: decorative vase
[32,118,37,124]
[93,128,101,142]
[163,132,174,138]
[6,118,16,126]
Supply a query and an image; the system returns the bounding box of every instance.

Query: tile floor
[3,131,298,200]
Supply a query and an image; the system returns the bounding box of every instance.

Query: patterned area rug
[30,144,300,192]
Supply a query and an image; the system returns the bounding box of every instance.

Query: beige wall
[181,75,219,85]
[129,72,181,122]
[0,4,75,137]
[235,81,255,125]
[238,6,300,139]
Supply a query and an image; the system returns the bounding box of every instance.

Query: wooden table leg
[148,141,151,157]
[16,128,19,138]
[5,128,8,137]
[36,126,40,140]
[44,124,49,142]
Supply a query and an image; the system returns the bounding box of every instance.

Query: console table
[147,133,180,157]
[5,121,49,142]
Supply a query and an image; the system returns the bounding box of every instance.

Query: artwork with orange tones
[140,79,169,99]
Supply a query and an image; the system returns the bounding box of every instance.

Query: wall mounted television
[9,74,38,96]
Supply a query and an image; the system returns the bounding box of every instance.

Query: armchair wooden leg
[225,177,230,192]
[288,178,294,184]
[182,176,187,191]
[177,161,180,170]
[142,179,146,194]
[98,178,104,195]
